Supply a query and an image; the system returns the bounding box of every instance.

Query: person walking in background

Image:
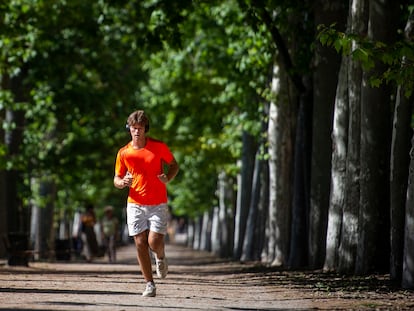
[81,204,99,262]
[113,110,179,297]
[101,205,119,263]
[71,209,83,258]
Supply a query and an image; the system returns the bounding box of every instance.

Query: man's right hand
[123,172,133,187]
[114,172,133,189]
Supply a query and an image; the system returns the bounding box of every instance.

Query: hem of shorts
[128,228,148,237]
[128,227,167,236]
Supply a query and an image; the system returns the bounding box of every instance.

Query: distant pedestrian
[101,205,119,263]
[80,204,99,262]
[113,110,179,297]
[71,209,83,257]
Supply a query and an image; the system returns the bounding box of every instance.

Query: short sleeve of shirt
[158,142,174,164]
[114,146,129,177]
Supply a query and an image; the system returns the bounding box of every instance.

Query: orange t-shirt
[115,137,174,205]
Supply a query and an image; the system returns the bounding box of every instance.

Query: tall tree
[241,128,268,261]
[309,0,347,269]
[339,0,368,274]
[390,10,414,283]
[266,62,294,266]
[402,133,414,289]
[214,172,236,258]
[245,0,313,269]
[324,55,349,271]
[233,132,256,259]
[321,0,413,275]
[357,0,399,274]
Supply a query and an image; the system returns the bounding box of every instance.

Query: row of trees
[1,0,413,289]
[175,0,414,290]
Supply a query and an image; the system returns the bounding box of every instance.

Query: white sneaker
[156,257,168,279]
[142,282,156,297]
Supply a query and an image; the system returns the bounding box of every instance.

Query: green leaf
[369,77,382,88]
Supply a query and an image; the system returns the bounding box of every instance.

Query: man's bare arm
[114,173,133,189]
[158,158,179,184]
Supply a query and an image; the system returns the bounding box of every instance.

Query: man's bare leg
[134,230,153,282]
[148,231,168,278]
[148,231,165,259]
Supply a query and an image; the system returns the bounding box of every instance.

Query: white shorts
[126,203,168,236]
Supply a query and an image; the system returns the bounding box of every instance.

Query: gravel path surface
[0,243,413,310]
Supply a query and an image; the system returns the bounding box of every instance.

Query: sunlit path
[0,243,413,310]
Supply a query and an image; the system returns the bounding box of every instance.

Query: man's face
[129,123,146,139]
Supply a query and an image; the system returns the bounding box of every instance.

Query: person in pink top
[114,110,179,297]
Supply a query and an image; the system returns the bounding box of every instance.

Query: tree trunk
[0,106,6,257]
[31,180,56,260]
[289,84,312,268]
[233,132,256,260]
[257,157,269,261]
[309,0,346,269]
[324,55,349,271]
[267,62,294,266]
[402,131,414,289]
[0,168,6,257]
[255,104,270,262]
[214,171,235,258]
[390,11,414,283]
[3,70,29,265]
[357,0,398,275]
[242,105,270,262]
[186,220,195,249]
[241,154,263,261]
[200,210,212,252]
[391,87,413,282]
[5,98,27,235]
[267,99,277,265]
[192,217,202,250]
[5,113,29,263]
[338,0,368,274]
[211,206,220,255]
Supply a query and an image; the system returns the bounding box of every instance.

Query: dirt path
[0,243,413,310]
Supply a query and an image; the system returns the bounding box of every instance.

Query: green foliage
[1,0,159,211]
[317,24,414,97]
[1,0,275,219]
[135,0,273,217]
[0,0,38,77]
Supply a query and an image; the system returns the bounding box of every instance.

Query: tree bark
[324,55,349,271]
[2,69,29,265]
[31,180,56,260]
[357,0,398,275]
[5,79,27,235]
[0,106,6,257]
[214,171,235,258]
[186,220,195,249]
[200,210,212,252]
[242,105,270,261]
[192,217,202,250]
[233,132,256,260]
[257,157,269,261]
[390,87,413,281]
[267,62,294,266]
[390,11,414,283]
[309,0,346,269]
[211,206,220,255]
[289,85,312,268]
[402,131,414,289]
[338,0,368,274]
[241,155,262,261]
